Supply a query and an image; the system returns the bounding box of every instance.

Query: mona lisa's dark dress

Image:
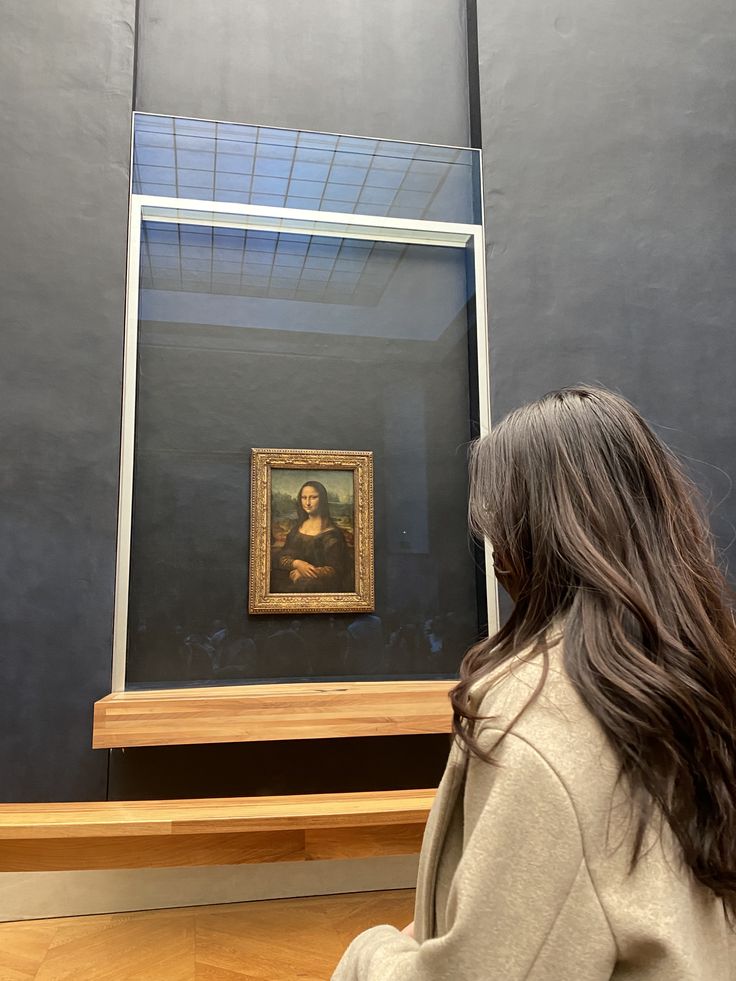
[274,524,354,593]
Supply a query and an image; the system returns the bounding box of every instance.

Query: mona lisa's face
[300,486,321,515]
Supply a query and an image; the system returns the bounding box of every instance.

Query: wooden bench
[0,789,435,873]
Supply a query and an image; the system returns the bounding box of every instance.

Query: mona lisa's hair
[451,386,736,914]
[295,481,333,523]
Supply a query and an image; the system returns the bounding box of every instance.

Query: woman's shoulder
[474,632,616,778]
[471,630,563,716]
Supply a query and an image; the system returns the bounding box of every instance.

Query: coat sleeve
[331,731,615,981]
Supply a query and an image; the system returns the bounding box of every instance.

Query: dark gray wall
[113,0,472,798]
[7,0,732,805]
[135,0,471,146]
[0,0,470,802]
[0,2,136,800]
[477,0,736,556]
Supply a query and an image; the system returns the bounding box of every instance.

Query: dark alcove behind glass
[125,222,484,688]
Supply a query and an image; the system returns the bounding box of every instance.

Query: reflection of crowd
[128,609,474,684]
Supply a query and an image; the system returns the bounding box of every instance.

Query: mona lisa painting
[249,449,374,614]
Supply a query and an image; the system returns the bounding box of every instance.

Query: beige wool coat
[332,638,735,980]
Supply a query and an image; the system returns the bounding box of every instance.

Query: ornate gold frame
[249,448,375,615]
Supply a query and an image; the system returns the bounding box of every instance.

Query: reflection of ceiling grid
[134,116,475,305]
[133,116,471,218]
[139,223,406,305]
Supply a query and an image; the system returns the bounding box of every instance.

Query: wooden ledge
[93,680,454,748]
[0,789,436,872]
[0,790,435,839]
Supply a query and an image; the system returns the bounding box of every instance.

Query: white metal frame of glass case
[98,169,497,747]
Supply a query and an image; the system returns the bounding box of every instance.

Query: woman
[274,480,353,593]
[333,387,736,979]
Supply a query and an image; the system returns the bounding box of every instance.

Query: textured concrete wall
[114,0,472,799]
[5,0,733,804]
[476,0,736,557]
[0,3,135,801]
[135,0,470,146]
[0,1,469,802]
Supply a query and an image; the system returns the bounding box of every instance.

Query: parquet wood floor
[0,889,415,981]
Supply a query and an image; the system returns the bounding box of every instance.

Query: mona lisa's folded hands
[290,559,319,581]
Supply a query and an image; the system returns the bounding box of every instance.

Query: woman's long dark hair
[451,386,736,911]
[295,481,333,523]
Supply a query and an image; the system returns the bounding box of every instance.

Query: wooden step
[0,789,435,872]
[93,680,455,748]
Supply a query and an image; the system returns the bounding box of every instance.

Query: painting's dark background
[1,0,734,801]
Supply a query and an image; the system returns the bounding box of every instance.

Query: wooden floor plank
[0,889,415,981]
[0,920,59,980]
[35,911,196,981]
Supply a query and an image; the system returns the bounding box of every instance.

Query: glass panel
[132,114,481,225]
[126,221,484,687]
